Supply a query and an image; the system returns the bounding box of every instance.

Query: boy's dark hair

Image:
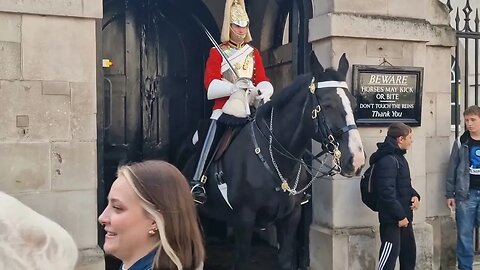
[464,105,480,117]
[387,122,412,139]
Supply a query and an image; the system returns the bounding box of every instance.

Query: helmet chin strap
[230,26,246,44]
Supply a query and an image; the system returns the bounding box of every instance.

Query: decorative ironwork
[449,0,480,137]
[462,0,473,32]
[476,9,479,32]
[455,8,460,31]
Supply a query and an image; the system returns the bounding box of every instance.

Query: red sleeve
[204,48,222,90]
[252,48,270,85]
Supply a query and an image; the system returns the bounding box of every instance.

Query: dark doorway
[99,0,214,269]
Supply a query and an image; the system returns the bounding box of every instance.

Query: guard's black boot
[190,181,207,205]
[191,121,217,205]
[300,192,312,205]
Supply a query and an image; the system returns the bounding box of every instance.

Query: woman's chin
[103,241,117,255]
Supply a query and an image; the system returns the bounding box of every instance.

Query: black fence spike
[463,0,473,32]
[476,9,479,33]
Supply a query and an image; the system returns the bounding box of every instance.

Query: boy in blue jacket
[446,105,480,270]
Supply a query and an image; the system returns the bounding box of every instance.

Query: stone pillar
[308,0,455,269]
[0,1,104,269]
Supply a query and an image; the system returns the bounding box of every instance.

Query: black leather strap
[250,121,282,191]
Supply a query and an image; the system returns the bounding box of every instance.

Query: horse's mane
[256,73,312,118]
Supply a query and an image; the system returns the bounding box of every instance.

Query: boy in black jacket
[371,122,420,270]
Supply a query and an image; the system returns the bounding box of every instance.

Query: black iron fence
[448,0,480,136]
[447,0,480,253]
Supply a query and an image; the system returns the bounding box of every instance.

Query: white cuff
[207,79,234,100]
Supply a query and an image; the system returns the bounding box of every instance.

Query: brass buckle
[312,105,321,119]
[333,148,342,160]
[309,77,316,94]
[281,181,290,192]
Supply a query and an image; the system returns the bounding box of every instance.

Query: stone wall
[0,1,103,269]
[309,0,456,269]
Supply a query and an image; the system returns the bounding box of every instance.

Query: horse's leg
[233,207,256,270]
[276,206,302,270]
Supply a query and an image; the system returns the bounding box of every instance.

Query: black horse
[183,52,365,270]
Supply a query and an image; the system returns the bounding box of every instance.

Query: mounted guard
[182,50,366,270]
[190,0,274,204]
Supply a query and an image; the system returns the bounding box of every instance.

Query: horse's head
[309,52,365,177]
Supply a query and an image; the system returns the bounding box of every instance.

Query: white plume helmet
[221,0,253,43]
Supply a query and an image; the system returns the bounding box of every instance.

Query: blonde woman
[0,191,78,270]
[99,160,205,270]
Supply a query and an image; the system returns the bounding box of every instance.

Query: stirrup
[191,184,207,205]
[300,193,311,205]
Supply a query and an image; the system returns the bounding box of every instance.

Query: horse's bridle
[250,76,358,195]
[308,79,358,167]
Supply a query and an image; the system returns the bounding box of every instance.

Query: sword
[191,15,240,80]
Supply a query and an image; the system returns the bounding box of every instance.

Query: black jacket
[370,136,420,224]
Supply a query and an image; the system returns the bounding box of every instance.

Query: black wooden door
[100,1,214,268]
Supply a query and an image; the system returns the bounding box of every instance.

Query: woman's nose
[98,209,108,225]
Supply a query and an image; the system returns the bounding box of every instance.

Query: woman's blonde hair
[118,160,205,270]
[0,192,78,270]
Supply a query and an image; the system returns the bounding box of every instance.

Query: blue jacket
[121,250,155,270]
[446,131,472,201]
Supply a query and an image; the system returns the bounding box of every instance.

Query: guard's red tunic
[204,45,270,110]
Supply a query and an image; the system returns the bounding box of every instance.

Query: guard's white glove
[246,86,260,106]
[255,81,274,102]
[232,78,254,94]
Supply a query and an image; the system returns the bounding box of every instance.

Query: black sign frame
[352,65,424,127]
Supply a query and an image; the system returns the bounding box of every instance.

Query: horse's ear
[338,53,349,77]
[310,51,324,77]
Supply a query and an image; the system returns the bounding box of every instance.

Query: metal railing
[448,0,480,137]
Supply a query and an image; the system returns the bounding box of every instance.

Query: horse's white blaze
[336,88,365,170]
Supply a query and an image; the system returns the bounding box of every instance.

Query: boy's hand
[446,198,456,210]
[411,196,420,210]
[398,218,409,228]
